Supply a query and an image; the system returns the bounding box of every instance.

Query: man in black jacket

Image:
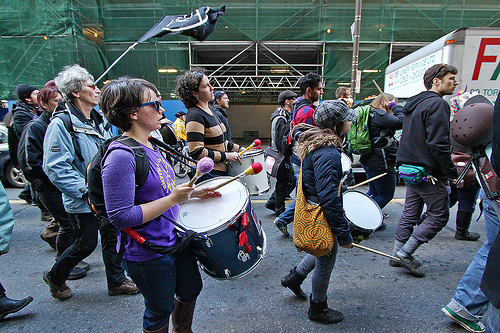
[265,90,297,216]
[392,64,458,277]
[211,91,233,141]
[9,84,39,166]
[8,84,40,204]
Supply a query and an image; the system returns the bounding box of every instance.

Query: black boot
[281,267,307,299]
[308,295,344,324]
[0,293,33,320]
[455,211,480,241]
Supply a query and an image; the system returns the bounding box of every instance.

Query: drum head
[178,177,248,232]
[342,190,382,230]
[341,153,352,173]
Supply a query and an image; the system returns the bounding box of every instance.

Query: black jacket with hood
[211,103,232,142]
[294,124,353,246]
[396,91,457,180]
[17,111,54,190]
[7,100,38,166]
[359,104,404,171]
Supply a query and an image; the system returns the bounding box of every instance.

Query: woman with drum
[281,100,354,324]
[176,67,241,181]
[359,93,404,229]
[99,77,220,333]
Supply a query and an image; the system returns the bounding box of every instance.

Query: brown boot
[40,220,59,249]
[171,298,196,333]
[143,324,169,333]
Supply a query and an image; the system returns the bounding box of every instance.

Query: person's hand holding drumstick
[225,151,242,164]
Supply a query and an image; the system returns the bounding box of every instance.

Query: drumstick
[372,79,390,104]
[239,139,261,156]
[187,157,214,186]
[351,243,401,261]
[348,172,387,190]
[198,162,263,197]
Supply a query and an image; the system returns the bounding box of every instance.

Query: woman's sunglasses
[139,101,162,113]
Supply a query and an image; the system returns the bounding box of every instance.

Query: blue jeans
[361,164,396,209]
[296,240,339,302]
[449,186,480,213]
[123,249,202,331]
[486,303,500,333]
[276,163,301,226]
[450,193,500,320]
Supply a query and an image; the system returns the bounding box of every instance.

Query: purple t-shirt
[102,140,179,261]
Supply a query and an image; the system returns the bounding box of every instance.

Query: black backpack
[86,135,204,255]
[86,135,149,218]
[16,121,33,181]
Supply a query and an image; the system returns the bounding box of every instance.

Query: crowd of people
[0,62,498,333]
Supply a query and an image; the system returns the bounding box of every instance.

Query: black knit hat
[15,84,38,101]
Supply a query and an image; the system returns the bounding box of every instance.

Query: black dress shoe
[76,261,90,272]
[275,207,286,216]
[18,193,32,205]
[0,294,33,320]
[265,201,275,212]
[67,266,87,280]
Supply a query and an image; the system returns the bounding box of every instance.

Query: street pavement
[0,177,485,333]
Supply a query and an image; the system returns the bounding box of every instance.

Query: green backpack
[347,105,372,154]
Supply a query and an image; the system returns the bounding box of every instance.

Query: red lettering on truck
[473,38,500,80]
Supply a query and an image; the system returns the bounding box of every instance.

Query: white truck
[385,27,500,103]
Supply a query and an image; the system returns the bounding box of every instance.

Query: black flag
[138,5,226,43]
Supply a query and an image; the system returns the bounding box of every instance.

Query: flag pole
[95,42,139,84]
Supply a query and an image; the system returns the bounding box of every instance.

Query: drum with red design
[177,177,267,280]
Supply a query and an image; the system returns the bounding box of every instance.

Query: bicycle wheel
[174,148,189,178]
[174,159,189,178]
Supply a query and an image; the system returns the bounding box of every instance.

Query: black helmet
[450,103,494,147]
[175,111,186,118]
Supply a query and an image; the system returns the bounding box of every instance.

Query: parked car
[0,124,27,188]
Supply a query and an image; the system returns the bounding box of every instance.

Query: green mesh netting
[1,0,499,100]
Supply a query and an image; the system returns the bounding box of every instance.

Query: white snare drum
[342,190,382,235]
[341,153,352,174]
[178,177,267,280]
[227,149,270,196]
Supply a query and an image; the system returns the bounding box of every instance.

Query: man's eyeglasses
[139,101,162,113]
[87,83,97,90]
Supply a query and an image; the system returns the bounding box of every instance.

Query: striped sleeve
[186,107,227,162]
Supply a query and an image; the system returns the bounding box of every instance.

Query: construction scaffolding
[1,0,500,101]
